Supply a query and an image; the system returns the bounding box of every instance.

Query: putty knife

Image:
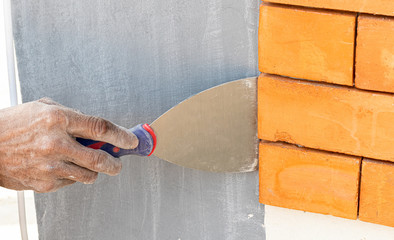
[77,77,258,173]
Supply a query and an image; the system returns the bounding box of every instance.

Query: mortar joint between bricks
[353,13,360,87]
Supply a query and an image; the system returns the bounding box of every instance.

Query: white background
[265,205,394,240]
[0,2,38,239]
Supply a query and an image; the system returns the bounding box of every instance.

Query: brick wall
[258,1,394,227]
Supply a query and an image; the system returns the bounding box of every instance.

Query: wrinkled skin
[0,98,138,193]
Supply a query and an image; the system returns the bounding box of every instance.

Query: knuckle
[81,172,98,184]
[40,141,56,154]
[88,152,106,171]
[88,117,108,138]
[72,108,83,115]
[43,164,56,174]
[42,161,64,175]
[42,106,67,126]
[40,138,63,154]
[37,97,54,104]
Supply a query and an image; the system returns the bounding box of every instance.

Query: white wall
[0,0,11,109]
[265,205,394,240]
[0,2,38,240]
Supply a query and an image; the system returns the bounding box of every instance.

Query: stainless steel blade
[150,77,258,173]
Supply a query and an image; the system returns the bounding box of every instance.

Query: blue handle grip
[76,124,156,157]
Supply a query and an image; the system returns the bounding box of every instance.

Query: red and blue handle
[76,124,156,157]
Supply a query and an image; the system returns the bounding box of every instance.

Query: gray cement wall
[11,0,264,239]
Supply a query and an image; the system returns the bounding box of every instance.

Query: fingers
[36,98,138,149]
[28,179,75,193]
[58,161,98,184]
[21,160,97,193]
[63,140,122,176]
[64,110,138,149]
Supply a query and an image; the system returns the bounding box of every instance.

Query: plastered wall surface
[11,1,263,239]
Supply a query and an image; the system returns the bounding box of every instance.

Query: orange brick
[359,159,394,227]
[259,142,361,219]
[264,0,394,17]
[355,15,394,93]
[258,4,355,85]
[258,73,394,162]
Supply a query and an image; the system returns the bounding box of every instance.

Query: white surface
[0,189,38,240]
[1,1,39,239]
[265,205,394,240]
[0,0,11,109]
[4,0,19,107]
[0,225,38,240]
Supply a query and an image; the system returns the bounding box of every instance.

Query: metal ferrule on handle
[76,124,156,157]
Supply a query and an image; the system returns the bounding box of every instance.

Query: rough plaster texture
[11,0,263,239]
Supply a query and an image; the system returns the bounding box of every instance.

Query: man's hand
[0,98,138,193]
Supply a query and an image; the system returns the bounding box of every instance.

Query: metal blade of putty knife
[150,77,258,173]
